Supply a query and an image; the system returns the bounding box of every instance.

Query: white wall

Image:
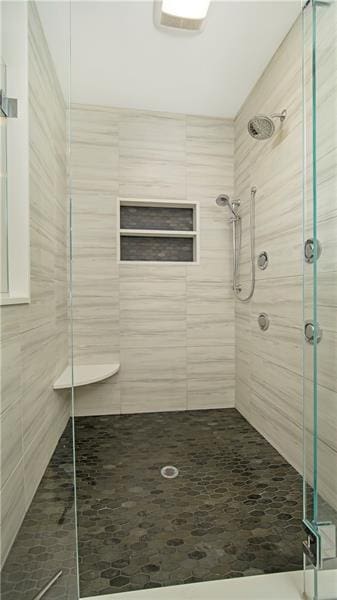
[0,1,29,301]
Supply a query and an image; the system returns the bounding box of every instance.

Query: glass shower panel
[0,2,78,599]
[0,60,9,293]
[303,0,337,598]
[314,0,337,597]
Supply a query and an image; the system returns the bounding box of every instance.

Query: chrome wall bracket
[302,521,336,568]
[304,320,323,344]
[303,521,322,569]
[0,89,18,118]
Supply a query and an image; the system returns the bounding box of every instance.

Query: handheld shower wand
[215,187,256,302]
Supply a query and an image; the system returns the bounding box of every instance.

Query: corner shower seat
[53,363,120,390]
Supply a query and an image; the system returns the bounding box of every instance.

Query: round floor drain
[161,465,179,479]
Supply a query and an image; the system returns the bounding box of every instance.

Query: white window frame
[1,2,30,306]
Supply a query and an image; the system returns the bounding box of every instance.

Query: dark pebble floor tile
[1,423,78,600]
[74,409,305,596]
[4,408,335,599]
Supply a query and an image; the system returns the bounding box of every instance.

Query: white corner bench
[53,363,120,390]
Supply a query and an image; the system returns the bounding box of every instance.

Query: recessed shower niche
[118,199,199,262]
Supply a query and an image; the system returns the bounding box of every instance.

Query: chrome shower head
[248,115,275,140]
[216,194,231,208]
[247,109,287,140]
[215,194,238,218]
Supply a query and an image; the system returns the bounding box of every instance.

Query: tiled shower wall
[234,15,337,509]
[71,107,235,415]
[0,4,69,566]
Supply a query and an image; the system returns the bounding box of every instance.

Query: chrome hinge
[0,89,18,118]
[303,521,322,568]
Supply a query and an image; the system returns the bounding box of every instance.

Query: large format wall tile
[0,334,23,415]
[234,18,304,481]
[251,276,302,376]
[71,105,118,196]
[250,391,303,474]
[120,380,187,414]
[0,4,69,565]
[187,345,234,381]
[187,378,234,410]
[0,462,26,567]
[187,313,234,348]
[120,347,186,382]
[234,12,337,512]
[74,381,121,416]
[72,106,235,416]
[0,401,23,488]
[119,110,186,200]
[120,309,186,349]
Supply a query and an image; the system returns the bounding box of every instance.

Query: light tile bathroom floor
[74,409,304,597]
[1,409,306,600]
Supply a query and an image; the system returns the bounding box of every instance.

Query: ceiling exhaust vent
[154,0,211,33]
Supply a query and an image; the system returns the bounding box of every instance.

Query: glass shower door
[303,1,337,599]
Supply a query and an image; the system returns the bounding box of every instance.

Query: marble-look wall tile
[119,110,186,199]
[120,311,186,349]
[120,347,186,382]
[0,462,26,567]
[74,381,121,417]
[0,401,23,488]
[235,11,337,512]
[71,106,235,415]
[119,264,186,317]
[71,105,118,195]
[0,3,70,565]
[250,391,303,474]
[304,380,337,455]
[234,18,304,480]
[0,334,23,415]
[120,380,187,414]
[187,379,234,410]
[22,404,69,510]
[251,276,302,376]
[187,314,234,348]
[21,323,57,448]
[235,378,251,422]
[187,345,234,381]
[186,116,234,199]
[251,354,302,427]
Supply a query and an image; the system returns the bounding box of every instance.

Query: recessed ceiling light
[154,0,211,33]
[162,0,211,20]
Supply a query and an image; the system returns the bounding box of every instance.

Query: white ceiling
[37,0,301,118]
